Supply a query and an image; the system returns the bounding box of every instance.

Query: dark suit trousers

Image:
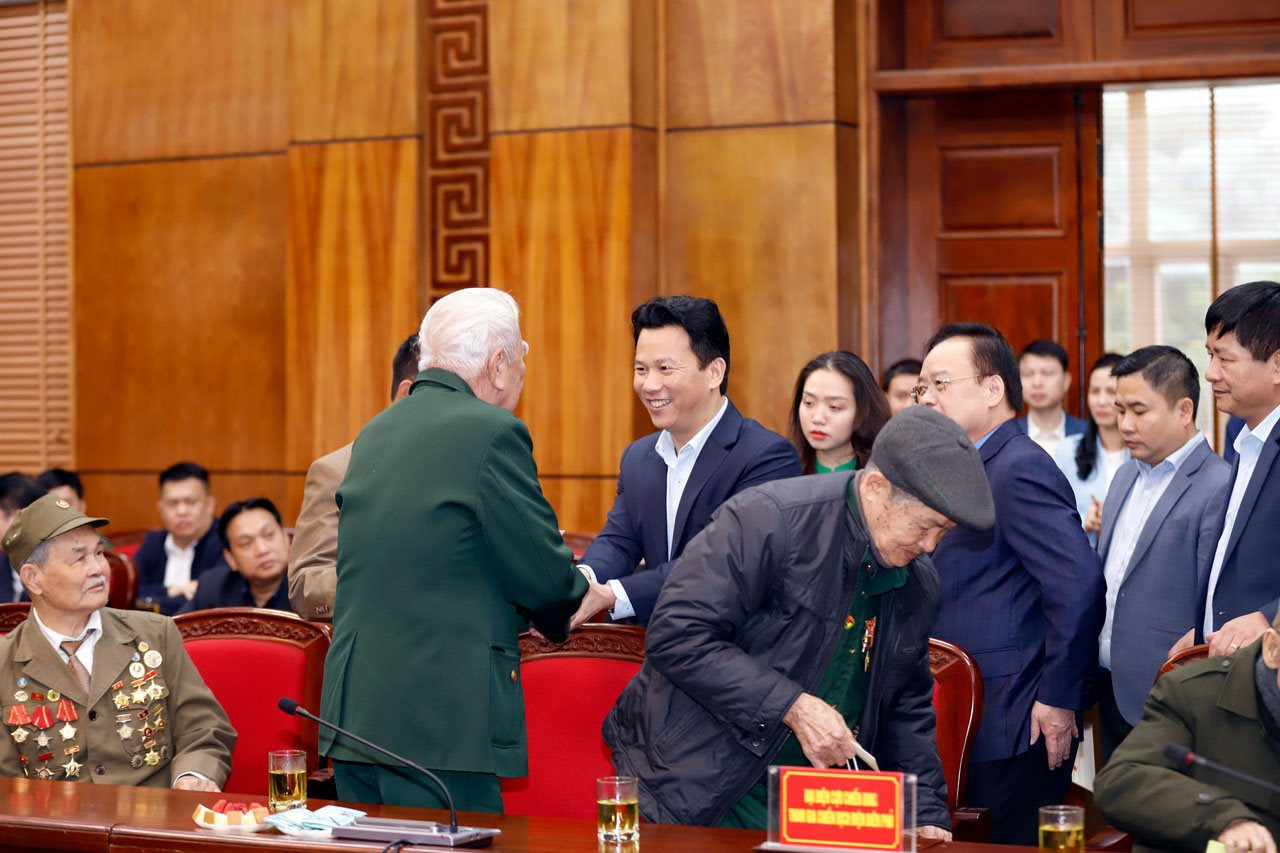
[963,740,1078,845]
[1095,669,1134,765]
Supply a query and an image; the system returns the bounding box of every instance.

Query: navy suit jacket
[581,399,801,624]
[0,556,26,604]
[134,524,227,615]
[1098,439,1230,724]
[1197,419,1280,636]
[178,563,292,614]
[931,419,1106,763]
[1016,412,1086,438]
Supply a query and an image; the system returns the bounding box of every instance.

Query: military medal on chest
[862,617,877,672]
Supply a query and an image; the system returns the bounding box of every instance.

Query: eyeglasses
[910,374,986,404]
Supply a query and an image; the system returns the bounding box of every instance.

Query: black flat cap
[869,406,995,530]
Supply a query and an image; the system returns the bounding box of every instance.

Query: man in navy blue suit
[572,296,801,626]
[920,323,1105,845]
[1191,281,1280,659]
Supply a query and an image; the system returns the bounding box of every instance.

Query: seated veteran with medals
[604,406,996,833]
[0,494,235,788]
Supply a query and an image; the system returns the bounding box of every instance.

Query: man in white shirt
[572,296,800,626]
[1192,280,1280,658]
[1017,339,1085,455]
[1095,346,1230,759]
[133,462,224,615]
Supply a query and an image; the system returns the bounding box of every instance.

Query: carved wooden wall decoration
[425,0,491,297]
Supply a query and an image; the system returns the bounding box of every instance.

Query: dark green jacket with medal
[319,369,587,777]
[1095,641,1280,852]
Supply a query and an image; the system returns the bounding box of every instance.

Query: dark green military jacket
[1095,640,1280,852]
[319,369,587,777]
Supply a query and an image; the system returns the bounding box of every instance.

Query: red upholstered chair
[0,602,31,635]
[104,548,137,610]
[500,624,645,818]
[174,607,330,796]
[107,529,148,560]
[1158,643,1210,679]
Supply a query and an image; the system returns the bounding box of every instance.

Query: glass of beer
[1039,805,1084,853]
[267,749,307,812]
[596,776,639,841]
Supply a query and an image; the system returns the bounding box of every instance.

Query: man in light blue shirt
[1095,346,1229,759]
[1193,281,1280,658]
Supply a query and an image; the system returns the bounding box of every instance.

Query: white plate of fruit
[192,799,273,832]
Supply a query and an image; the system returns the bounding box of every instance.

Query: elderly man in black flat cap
[605,406,996,834]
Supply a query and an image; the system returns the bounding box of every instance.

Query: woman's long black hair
[1075,352,1126,480]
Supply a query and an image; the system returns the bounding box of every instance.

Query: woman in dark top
[788,351,891,474]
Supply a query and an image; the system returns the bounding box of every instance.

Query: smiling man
[1196,280,1280,659]
[0,494,234,787]
[920,322,1104,845]
[574,296,800,626]
[183,498,292,613]
[604,406,994,831]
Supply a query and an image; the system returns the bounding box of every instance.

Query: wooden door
[899,88,1102,415]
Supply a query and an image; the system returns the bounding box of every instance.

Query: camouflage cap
[2,493,109,566]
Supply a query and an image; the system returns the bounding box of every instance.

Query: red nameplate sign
[777,767,903,850]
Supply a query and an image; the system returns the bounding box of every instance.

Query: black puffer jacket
[603,471,950,829]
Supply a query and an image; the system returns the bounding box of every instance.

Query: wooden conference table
[0,778,1031,853]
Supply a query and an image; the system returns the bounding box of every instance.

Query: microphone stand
[278,698,499,848]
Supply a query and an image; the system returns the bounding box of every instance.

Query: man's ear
[1263,628,1280,670]
[487,347,508,391]
[704,357,726,391]
[394,378,413,401]
[19,562,41,597]
[222,548,237,573]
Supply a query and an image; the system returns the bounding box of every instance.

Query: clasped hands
[783,693,951,841]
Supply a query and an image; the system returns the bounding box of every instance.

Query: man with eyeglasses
[917,323,1105,845]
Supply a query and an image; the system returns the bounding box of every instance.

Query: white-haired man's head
[418,288,529,412]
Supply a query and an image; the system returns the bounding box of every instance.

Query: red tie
[60,638,91,694]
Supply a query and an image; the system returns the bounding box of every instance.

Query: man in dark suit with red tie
[919,323,1105,845]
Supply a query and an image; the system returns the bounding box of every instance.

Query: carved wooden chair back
[929,637,983,813]
[174,607,330,795]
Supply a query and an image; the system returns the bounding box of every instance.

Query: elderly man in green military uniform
[1096,612,1280,853]
[0,494,234,788]
[321,287,593,812]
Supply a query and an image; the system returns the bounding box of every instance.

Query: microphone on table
[278,697,499,848]
[1163,743,1280,797]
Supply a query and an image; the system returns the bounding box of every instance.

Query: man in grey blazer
[1096,346,1230,759]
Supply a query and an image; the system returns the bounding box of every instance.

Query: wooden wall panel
[1094,0,1280,61]
[539,478,620,537]
[285,139,421,470]
[491,0,654,131]
[939,146,1062,234]
[289,0,419,141]
[943,274,1062,353]
[80,472,301,536]
[491,129,657,477]
[665,125,841,435]
[902,0,1092,69]
[74,156,287,470]
[71,0,287,163]
[667,0,841,128]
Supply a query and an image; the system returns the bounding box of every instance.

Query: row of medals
[6,640,170,779]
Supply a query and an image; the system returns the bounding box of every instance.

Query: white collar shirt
[603,398,729,621]
[1029,412,1068,456]
[1100,432,1206,669]
[32,607,103,675]
[1204,402,1280,635]
[161,533,197,589]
